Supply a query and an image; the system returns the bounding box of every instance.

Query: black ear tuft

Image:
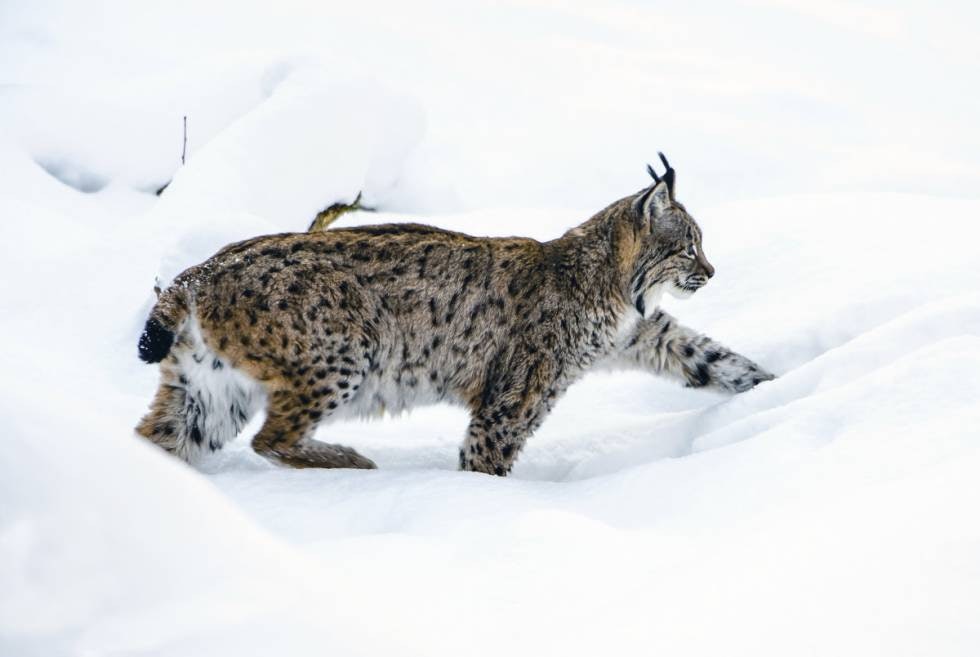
[638,154,677,218]
[646,163,661,184]
[657,152,675,194]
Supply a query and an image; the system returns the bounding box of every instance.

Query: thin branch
[155,116,188,195]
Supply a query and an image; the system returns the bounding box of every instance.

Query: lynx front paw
[459,448,513,477]
[684,348,775,393]
[722,361,775,393]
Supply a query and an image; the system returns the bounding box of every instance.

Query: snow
[2,1,980,655]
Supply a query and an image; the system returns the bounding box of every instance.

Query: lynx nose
[700,258,715,279]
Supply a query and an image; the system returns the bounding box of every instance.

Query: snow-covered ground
[2,2,979,655]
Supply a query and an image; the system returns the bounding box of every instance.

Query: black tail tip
[138,317,175,363]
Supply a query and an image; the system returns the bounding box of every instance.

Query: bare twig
[308,191,375,231]
[155,116,188,196]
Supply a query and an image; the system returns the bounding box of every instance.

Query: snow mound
[4,180,979,655]
[2,1,980,654]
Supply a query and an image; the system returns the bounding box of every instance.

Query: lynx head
[627,153,714,317]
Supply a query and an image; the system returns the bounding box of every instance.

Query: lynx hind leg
[135,341,259,462]
[250,371,376,470]
[136,375,196,460]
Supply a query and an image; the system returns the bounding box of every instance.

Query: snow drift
[2,1,979,655]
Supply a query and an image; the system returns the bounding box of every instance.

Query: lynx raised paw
[694,350,775,393]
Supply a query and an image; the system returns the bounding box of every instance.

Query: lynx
[135,154,773,475]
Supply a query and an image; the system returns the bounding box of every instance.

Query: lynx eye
[685,243,697,259]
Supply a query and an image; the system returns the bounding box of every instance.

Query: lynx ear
[634,154,675,220]
[647,153,676,194]
[638,180,671,218]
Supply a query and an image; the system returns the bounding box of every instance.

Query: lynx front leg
[460,357,558,476]
[459,409,541,476]
[614,310,774,393]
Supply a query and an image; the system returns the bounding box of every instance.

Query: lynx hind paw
[260,440,378,470]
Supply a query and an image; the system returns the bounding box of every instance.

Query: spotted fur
[135,166,773,474]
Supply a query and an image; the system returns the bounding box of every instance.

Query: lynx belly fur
[135,155,774,475]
